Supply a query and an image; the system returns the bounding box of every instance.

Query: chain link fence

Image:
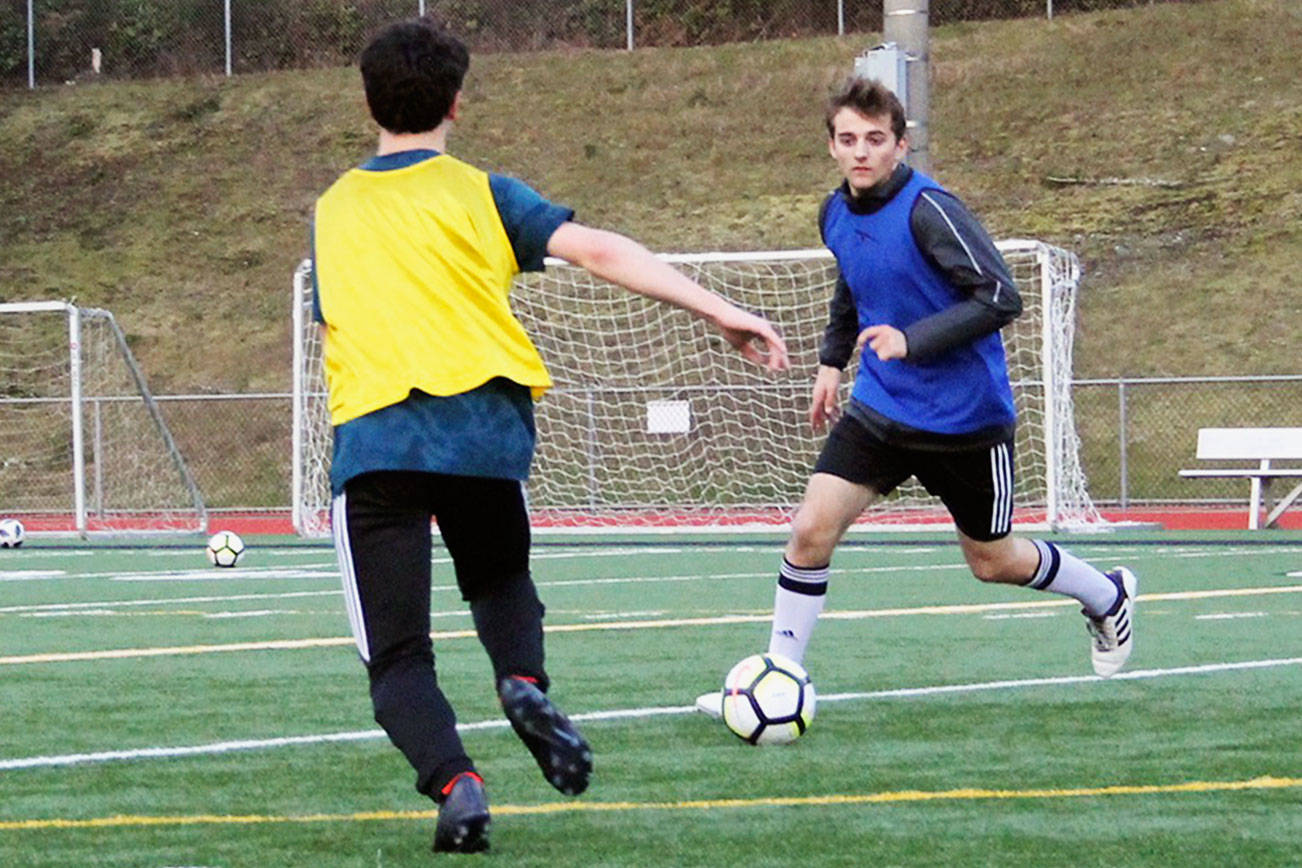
[4,0,1200,88]
[155,393,289,509]
[1074,376,1302,508]
[145,376,1301,515]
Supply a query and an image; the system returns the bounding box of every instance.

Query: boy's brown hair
[824,76,907,141]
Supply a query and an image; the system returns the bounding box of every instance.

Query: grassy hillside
[0,0,1298,395]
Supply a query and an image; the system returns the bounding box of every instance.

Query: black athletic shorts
[813,413,1016,541]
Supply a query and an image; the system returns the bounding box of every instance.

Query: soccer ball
[205,530,245,567]
[721,652,816,745]
[0,518,25,548]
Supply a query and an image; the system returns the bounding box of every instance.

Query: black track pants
[332,470,547,798]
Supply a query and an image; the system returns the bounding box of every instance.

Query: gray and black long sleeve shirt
[818,163,1023,449]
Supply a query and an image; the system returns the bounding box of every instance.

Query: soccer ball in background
[721,652,816,745]
[205,530,245,567]
[0,518,25,548]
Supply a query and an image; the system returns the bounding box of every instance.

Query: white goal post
[0,301,207,536]
[292,242,1100,536]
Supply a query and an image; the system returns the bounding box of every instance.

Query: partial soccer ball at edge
[721,652,816,745]
[0,517,26,548]
[205,530,245,567]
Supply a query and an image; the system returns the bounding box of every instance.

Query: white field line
[7,537,1297,578]
[2,539,1297,576]
[4,538,1299,605]
[1164,548,1302,559]
[0,571,69,581]
[0,590,343,615]
[819,657,1302,703]
[532,545,1302,559]
[102,549,674,579]
[111,568,334,582]
[200,610,313,620]
[19,610,337,620]
[4,584,1302,667]
[3,656,1299,773]
[983,612,1059,620]
[0,575,772,618]
[1069,546,1302,559]
[0,566,336,582]
[0,566,949,617]
[0,550,96,559]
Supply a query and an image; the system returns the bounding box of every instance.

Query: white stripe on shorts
[989,442,1013,536]
[331,493,371,663]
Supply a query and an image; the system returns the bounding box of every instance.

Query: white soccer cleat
[1085,567,1137,677]
[694,690,723,719]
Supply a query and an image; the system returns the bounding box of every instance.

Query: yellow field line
[4,584,1301,666]
[2,775,1297,831]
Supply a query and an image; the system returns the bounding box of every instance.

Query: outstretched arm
[546,221,789,371]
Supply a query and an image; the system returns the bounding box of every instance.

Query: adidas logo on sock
[774,629,797,639]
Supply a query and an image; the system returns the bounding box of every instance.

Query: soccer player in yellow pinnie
[312,17,788,854]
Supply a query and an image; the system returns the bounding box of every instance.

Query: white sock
[768,558,828,665]
[1027,539,1120,617]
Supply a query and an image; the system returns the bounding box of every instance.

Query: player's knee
[960,531,1031,584]
[973,559,1020,588]
[788,508,839,563]
[968,554,1020,584]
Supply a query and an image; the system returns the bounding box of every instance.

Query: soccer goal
[0,302,207,536]
[292,242,1100,536]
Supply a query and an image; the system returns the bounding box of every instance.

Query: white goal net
[0,302,206,535]
[293,242,1100,535]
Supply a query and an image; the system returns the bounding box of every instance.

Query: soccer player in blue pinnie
[765,78,1136,682]
[312,17,788,855]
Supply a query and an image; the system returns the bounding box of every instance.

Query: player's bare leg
[771,473,876,663]
[698,474,872,717]
[957,531,1137,676]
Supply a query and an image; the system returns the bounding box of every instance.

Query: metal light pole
[883,0,930,173]
[224,0,232,77]
[27,0,35,89]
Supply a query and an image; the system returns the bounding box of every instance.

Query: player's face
[828,107,907,194]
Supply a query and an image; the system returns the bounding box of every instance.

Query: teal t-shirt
[322,149,572,496]
[330,378,535,495]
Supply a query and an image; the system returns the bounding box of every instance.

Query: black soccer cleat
[498,676,593,796]
[432,772,491,854]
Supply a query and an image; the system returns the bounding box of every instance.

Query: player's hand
[855,324,907,361]
[714,309,789,372]
[809,365,843,433]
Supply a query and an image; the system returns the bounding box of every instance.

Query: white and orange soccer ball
[720,652,816,745]
[205,530,245,567]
